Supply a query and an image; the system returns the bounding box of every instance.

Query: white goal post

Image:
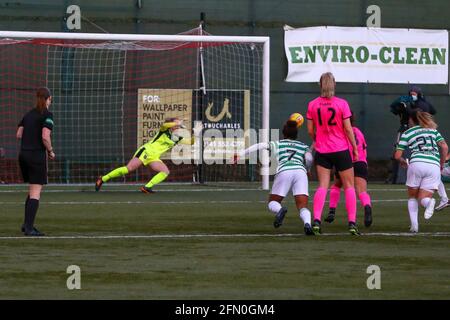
[0,31,270,190]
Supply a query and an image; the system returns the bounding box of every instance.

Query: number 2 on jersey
[416,135,436,151]
[317,107,337,126]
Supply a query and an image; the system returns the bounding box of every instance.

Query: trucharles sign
[284,26,448,84]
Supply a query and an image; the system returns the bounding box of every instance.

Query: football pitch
[0,183,449,300]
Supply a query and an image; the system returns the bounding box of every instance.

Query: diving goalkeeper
[95,118,194,193]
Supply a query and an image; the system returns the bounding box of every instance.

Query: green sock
[145,172,168,188]
[102,166,129,182]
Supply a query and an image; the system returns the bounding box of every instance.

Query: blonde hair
[412,110,437,129]
[320,72,335,98]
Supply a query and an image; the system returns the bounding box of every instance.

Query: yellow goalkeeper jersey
[143,122,181,156]
[141,121,193,158]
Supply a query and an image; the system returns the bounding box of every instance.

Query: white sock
[299,208,311,225]
[437,182,448,202]
[408,198,419,229]
[420,197,431,208]
[268,201,282,214]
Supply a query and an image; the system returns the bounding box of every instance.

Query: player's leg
[312,165,331,234]
[354,161,372,227]
[312,152,333,234]
[339,168,359,235]
[417,164,440,220]
[292,170,313,235]
[96,148,145,191]
[335,151,358,235]
[141,160,170,193]
[355,177,372,227]
[436,181,449,211]
[407,187,420,233]
[418,189,436,220]
[437,164,450,210]
[326,176,342,223]
[24,183,43,236]
[22,150,47,236]
[269,171,290,228]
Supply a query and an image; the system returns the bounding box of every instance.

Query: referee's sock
[23,196,30,226]
[24,198,39,233]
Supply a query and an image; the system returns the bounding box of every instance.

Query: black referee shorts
[19,150,48,185]
[314,150,353,172]
[335,161,369,181]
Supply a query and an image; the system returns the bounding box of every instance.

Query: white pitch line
[0,188,448,194]
[0,188,262,193]
[0,200,261,205]
[0,199,417,205]
[0,232,449,240]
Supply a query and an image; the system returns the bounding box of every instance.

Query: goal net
[0,28,270,188]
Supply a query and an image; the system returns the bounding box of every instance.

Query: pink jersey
[306,96,352,154]
[350,126,368,164]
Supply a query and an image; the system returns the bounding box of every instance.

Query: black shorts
[314,150,353,172]
[335,161,369,181]
[19,150,48,185]
[353,161,368,181]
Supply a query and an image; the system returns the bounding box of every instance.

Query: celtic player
[435,154,450,211]
[394,110,448,233]
[234,120,314,235]
[95,118,193,193]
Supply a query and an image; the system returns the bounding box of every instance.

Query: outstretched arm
[238,142,270,158]
[232,142,270,163]
[160,122,179,131]
[178,136,195,145]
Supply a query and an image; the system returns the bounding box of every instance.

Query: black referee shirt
[18,109,54,151]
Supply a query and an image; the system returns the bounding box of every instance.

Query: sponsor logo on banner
[201,90,250,160]
[284,26,448,84]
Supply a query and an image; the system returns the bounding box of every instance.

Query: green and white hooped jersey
[270,139,309,174]
[397,125,444,167]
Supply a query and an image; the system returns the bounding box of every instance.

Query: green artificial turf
[0,183,449,299]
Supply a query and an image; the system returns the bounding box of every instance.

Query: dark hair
[36,87,51,113]
[282,120,298,140]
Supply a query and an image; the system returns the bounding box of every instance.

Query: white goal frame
[0,31,271,190]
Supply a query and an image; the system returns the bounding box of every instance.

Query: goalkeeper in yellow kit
[95,118,193,193]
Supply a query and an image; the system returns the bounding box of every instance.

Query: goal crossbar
[0,31,270,190]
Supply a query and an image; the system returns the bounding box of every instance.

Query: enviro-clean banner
[284,26,448,84]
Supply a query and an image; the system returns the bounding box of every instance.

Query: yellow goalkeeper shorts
[133,146,162,166]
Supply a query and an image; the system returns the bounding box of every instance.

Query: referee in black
[16,87,55,236]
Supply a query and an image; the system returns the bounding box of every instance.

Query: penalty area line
[0,232,449,240]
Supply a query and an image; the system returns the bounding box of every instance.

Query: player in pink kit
[306,72,359,235]
[325,112,373,227]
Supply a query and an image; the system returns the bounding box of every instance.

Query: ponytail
[320,72,336,98]
[411,110,437,129]
[36,87,51,113]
